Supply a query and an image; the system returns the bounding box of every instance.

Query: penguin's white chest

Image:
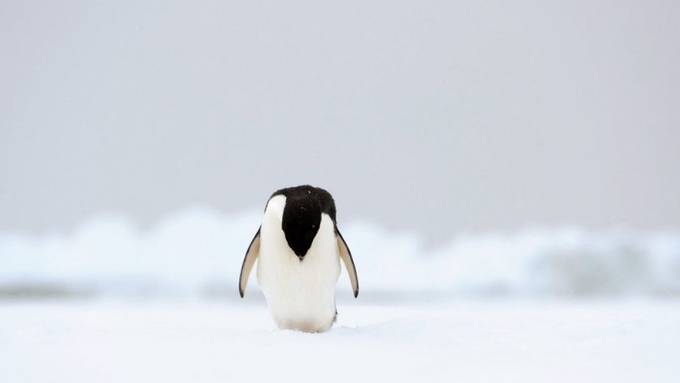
[256,206,340,332]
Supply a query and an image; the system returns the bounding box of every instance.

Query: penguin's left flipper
[336,228,359,298]
[238,227,261,298]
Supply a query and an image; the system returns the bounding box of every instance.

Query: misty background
[1,0,679,300]
[2,0,679,242]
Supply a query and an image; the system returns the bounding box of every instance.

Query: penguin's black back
[269,185,337,259]
[270,185,337,222]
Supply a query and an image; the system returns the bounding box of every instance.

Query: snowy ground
[2,209,679,381]
[1,299,678,383]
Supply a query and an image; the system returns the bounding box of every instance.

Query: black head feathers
[270,185,337,259]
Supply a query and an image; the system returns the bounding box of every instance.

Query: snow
[1,207,679,298]
[1,300,678,382]
[2,208,679,381]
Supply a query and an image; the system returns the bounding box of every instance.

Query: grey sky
[1,0,679,242]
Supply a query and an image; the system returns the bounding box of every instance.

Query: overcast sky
[1,0,679,242]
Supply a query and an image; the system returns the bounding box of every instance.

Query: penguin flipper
[336,228,359,298]
[238,227,261,298]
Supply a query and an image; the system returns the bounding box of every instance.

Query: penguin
[238,185,359,333]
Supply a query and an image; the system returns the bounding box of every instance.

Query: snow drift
[1,207,679,299]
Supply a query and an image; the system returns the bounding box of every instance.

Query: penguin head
[270,185,336,261]
[282,194,321,260]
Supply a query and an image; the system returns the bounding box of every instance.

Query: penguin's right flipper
[238,227,261,298]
